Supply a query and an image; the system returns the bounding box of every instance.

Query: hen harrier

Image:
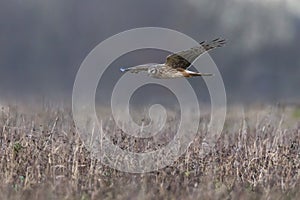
[120,38,225,79]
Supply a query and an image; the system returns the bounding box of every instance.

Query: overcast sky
[0,0,299,105]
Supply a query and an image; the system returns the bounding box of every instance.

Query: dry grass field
[0,104,299,200]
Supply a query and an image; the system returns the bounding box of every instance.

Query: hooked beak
[119,65,149,74]
[120,67,130,72]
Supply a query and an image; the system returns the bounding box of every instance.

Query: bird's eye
[150,68,156,74]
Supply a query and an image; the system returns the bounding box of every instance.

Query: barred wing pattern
[165,38,225,69]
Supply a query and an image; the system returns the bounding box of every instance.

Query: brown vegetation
[0,105,299,199]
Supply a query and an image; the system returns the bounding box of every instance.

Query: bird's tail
[185,70,214,77]
[189,73,214,77]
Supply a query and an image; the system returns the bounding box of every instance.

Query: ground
[0,104,299,200]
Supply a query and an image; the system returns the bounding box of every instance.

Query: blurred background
[0,0,299,106]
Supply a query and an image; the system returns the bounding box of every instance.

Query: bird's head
[148,66,158,75]
[120,64,151,74]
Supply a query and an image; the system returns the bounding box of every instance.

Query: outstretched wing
[165,38,225,69]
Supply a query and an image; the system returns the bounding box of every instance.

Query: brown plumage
[120,38,225,79]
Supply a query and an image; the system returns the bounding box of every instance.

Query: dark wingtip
[199,38,226,47]
[215,38,226,46]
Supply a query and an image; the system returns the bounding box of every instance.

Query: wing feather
[165,38,225,69]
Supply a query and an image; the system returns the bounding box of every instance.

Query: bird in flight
[120,38,225,79]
